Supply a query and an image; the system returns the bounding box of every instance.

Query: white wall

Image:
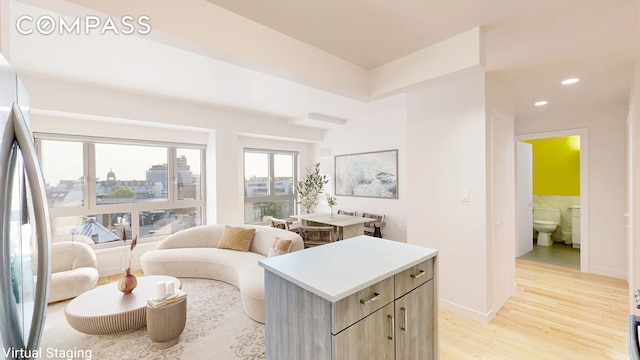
[485,74,516,316]
[630,56,640,311]
[406,71,492,322]
[24,76,320,275]
[314,94,408,242]
[629,3,640,312]
[516,104,628,278]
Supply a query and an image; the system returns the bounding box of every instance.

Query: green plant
[326,194,337,215]
[296,163,328,214]
[260,201,285,219]
[326,194,337,207]
[106,185,136,198]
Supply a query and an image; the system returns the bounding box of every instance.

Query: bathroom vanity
[259,236,438,360]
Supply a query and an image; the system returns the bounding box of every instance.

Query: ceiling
[206,0,531,70]
[8,0,639,122]
[204,0,638,116]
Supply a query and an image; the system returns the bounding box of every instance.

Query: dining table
[293,212,376,240]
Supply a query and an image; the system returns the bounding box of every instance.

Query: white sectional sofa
[140,224,304,323]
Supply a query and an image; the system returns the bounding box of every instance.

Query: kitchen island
[259,235,438,360]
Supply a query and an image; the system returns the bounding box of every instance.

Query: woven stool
[146,297,187,349]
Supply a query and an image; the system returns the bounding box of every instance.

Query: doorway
[515,129,589,272]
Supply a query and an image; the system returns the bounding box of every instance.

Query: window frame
[35,133,206,249]
[243,148,298,224]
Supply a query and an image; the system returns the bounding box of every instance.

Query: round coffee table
[65,275,181,335]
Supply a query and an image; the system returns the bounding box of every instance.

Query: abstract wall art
[334,149,398,199]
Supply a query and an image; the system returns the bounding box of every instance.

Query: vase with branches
[296,162,329,214]
[118,229,138,294]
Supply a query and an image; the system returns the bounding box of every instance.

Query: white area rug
[40,278,265,360]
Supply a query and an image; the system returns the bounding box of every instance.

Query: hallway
[439,258,627,359]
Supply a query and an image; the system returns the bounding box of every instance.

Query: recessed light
[534,100,548,106]
[561,78,580,85]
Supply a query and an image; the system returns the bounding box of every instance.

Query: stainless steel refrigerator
[0,53,51,359]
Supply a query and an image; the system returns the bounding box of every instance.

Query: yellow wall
[522,136,580,196]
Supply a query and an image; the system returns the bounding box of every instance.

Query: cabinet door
[395,280,434,360]
[333,303,395,360]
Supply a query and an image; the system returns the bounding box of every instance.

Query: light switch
[460,189,470,202]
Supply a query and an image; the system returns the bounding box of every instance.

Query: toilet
[533,207,561,247]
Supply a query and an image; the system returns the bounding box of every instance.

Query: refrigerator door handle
[0,101,16,350]
[12,103,52,353]
[629,314,640,360]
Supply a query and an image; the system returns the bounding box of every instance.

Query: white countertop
[259,236,438,302]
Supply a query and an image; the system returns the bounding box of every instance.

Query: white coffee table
[65,275,181,335]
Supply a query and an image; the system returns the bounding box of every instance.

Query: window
[95,143,168,203]
[243,149,297,224]
[39,140,84,207]
[37,135,205,247]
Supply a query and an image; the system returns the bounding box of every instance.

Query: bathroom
[519,135,581,268]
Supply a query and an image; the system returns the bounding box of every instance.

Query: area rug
[40,278,265,360]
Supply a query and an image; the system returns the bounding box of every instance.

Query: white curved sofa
[49,241,99,303]
[140,224,304,323]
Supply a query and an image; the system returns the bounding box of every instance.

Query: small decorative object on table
[326,194,337,217]
[118,230,138,294]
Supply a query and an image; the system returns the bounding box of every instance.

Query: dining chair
[362,212,385,238]
[299,226,337,248]
[270,217,301,233]
[337,209,356,216]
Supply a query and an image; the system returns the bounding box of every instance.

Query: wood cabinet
[395,280,434,360]
[260,236,438,360]
[333,303,395,360]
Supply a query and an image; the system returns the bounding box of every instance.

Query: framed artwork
[334,149,398,199]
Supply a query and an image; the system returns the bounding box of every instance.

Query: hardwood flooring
[440,258,629,359]
[97,269,144,286]
[98,261,628,359]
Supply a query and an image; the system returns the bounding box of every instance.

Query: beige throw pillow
[217,226,256,252]
[268,237,293,257]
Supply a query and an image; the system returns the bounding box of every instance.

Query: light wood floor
[440,258,629,359]
[97,269,144,286]
[99,261,628,359]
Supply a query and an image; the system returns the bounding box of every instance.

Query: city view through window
[38,138,204,245]
[244,151,297,223]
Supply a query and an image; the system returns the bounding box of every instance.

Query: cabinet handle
[388,314,394,340]
[410,270,425,279]
[360,292,380,305]
[400,307,407,331]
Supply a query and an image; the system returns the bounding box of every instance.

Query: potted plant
[296,162,329,214]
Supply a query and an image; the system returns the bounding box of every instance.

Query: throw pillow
[217,226,256,252]
[268,237,293,257]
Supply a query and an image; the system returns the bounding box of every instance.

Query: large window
[244,149,297,224]
[37,135,205,247]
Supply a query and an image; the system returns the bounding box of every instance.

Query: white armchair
[48,241,99,303]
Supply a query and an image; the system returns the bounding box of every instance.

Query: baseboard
[589,266,627,279]
[99,264,143,277]
[439,298,495,324]
[95,242,155,277]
